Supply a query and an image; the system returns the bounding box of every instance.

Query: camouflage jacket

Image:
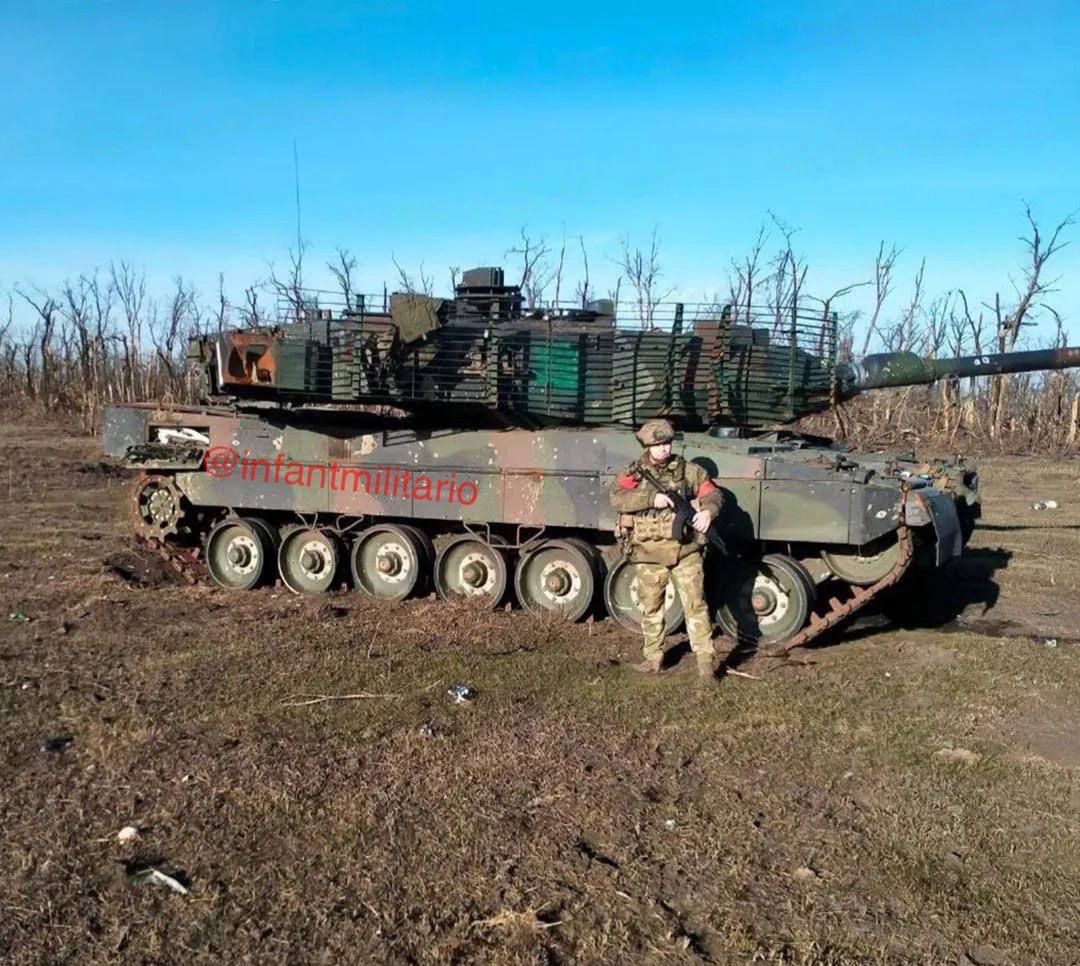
[609,455,724,566]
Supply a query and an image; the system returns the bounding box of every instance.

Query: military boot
[695,651,719,685]
[630,651,664,674]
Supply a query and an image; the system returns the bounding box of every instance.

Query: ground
[3,422,1080,966]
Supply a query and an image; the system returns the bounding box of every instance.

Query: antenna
[293,138,303,257]
[293,138,307,333]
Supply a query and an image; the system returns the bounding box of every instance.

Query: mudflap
[904,487,962,565]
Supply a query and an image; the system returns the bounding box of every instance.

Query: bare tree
[573,235,591,308]
[921,291,952,357]
[507,228,553,308]
[987,205,1076,431]
[111,261,147,398]
[859,242,901,356]
[552,230,567,306]
[16,287,59,403]
[60,275,93,389]
[214,273,230,335]
[268,241,312,323]
[957,289,984,356]
[615,227,673,329]
[764,214,808,339]
[728,225,769,322]
[391,256,434,296]
[150,276,197,383]
[814,281,870,359]
[240,285,263,327]
[883,259,925,352]
[994,205,1076,352]
[328,247,358,308]
[0,292,13,358]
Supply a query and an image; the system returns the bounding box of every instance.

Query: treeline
[2,208,1077,453]
[1,264,209,434]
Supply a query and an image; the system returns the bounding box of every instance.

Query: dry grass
[3,423,1080,964]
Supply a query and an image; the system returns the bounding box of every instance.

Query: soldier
[610,418,725,681]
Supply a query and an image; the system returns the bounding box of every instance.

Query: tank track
[143,536,207,585]
[762,520,914,658]
[124,474,917,651]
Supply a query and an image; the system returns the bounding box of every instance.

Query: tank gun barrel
[841,346,1080,398]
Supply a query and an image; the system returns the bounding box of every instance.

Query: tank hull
[104,404,962,544]
[104,402,973,646]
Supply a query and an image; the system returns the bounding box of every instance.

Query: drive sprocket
[131,473,187,540]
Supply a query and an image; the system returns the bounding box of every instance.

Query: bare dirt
[3,422,1080,965]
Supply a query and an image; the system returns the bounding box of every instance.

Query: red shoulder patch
[617,474,639,490]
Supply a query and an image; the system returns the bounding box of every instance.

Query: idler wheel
[514,538,600,622]
[278,528,340,594]
[433,535,510,608]
[205,517,278,591]
[713,554,813,645]
[602,555,685,637]
[350,524,434,600]
[821,535,900,586]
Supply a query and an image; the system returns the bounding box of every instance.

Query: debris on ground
[447,683,478,704]
[40,735,74,753]
[934,747,981,765]
[102,550,183,589]
[793,865,822,881]
[966,944,1007,966]
[1044,638,1059,648]
[1031,500,1059,511]
[9,611,30,622]
[126,866,190,895]
[117,826,140,845]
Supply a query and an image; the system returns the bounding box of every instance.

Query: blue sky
[2,1,1078,340]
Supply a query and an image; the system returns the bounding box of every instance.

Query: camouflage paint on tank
[102,403,962,558]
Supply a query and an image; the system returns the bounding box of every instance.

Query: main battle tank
[102,267,1080,652]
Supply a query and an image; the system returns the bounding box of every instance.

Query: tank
[102,268,1080,653]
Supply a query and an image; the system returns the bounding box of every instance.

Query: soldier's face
[647,442,672,464]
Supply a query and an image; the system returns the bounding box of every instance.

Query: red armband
[616,474,639,490]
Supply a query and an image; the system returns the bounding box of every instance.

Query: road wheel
[205,517,278,590]
[433,535,510,607]
[351,524,433,600]
[278,527,340,594]
[602,556,684,636]
[514,538,599,621]
[714,554,813,645]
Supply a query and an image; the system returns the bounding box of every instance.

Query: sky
[2,1,1078,343]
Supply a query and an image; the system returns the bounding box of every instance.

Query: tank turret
[187,267,1080,433]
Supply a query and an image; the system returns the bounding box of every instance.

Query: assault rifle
[635,465,728,555]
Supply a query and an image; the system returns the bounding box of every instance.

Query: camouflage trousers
[637,552,714,659]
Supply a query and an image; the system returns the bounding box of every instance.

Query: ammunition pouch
[629,510,676,544]
[626,509,707,551]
